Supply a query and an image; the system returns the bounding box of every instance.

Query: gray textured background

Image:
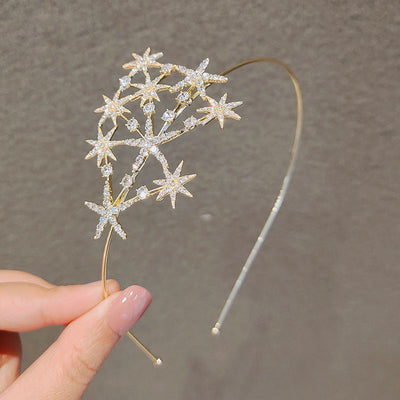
[1,1,399,399]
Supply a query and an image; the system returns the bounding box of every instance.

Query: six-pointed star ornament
[153,162,196,209]
[197,93,243,128]
[132,75,170,106]
[85,181,131,239]
[171,59,228,98]
[85,49,243,240]
[94,93,131,125]
[85,126,126,167]
[123,47,163,75]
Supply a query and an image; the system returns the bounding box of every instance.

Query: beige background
[1,1,399,399]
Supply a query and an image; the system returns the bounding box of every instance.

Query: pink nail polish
[107,285,151,336]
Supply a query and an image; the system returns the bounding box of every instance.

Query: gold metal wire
[100,57,303,364]
[101,226,162,366]
[212,58,303,335]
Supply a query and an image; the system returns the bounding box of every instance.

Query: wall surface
[1,1,399,399]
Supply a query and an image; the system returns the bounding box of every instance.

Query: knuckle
[39,286,66,326]
[38,303,56,327]
[63,342,98,387]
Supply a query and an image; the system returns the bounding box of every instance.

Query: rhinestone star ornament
[85,48,243,240]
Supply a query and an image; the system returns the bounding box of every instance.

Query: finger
[0,280,120,331]
[0,331,21,393]
[3,286,151,400]
[0,270,54,288]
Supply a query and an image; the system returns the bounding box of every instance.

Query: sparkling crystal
[113,224,126,239]
[162,109,175,123]
[175,81,185,90]
[143,102,155,115]
[123,138,139,146]
[177,91,190,103]
[128,68,138,77]
[131,162,139,171]
[119,75,131,90]
[155,152,168,166]
[178,66,187,73]
[137,186,149,199]
[160,63,173,74]
[101,163,113,177]
[184,116,198,130]
[126,117,139,132]
[162,130,178,140]
[150,145,158,154]
[110,206,118,215]
[120,174,133,188]
[103,183,110,198]
[145,118,153,135]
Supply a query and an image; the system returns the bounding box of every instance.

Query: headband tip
[211,326,220,336]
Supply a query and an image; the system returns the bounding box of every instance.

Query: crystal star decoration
[132,76,170,107]
[171,59,228,98]
[123,47,163,74]
[197,93,243,128]
[153,162,196,209]
[85,126,123,167]
[95,93,131,125]
[85,181,129,239]
[85,49,243,240]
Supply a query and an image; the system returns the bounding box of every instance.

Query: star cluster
[85,48,243,239]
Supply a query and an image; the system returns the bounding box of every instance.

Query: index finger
[0,270,54,288]
[0,280,119,332]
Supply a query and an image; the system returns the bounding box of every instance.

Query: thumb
[3,285,151,400]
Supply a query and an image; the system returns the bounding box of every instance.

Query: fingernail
[107,285,152,336]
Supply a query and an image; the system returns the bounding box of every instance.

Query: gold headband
[84,49,303,366]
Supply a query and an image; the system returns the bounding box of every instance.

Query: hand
[0,269,151,399]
